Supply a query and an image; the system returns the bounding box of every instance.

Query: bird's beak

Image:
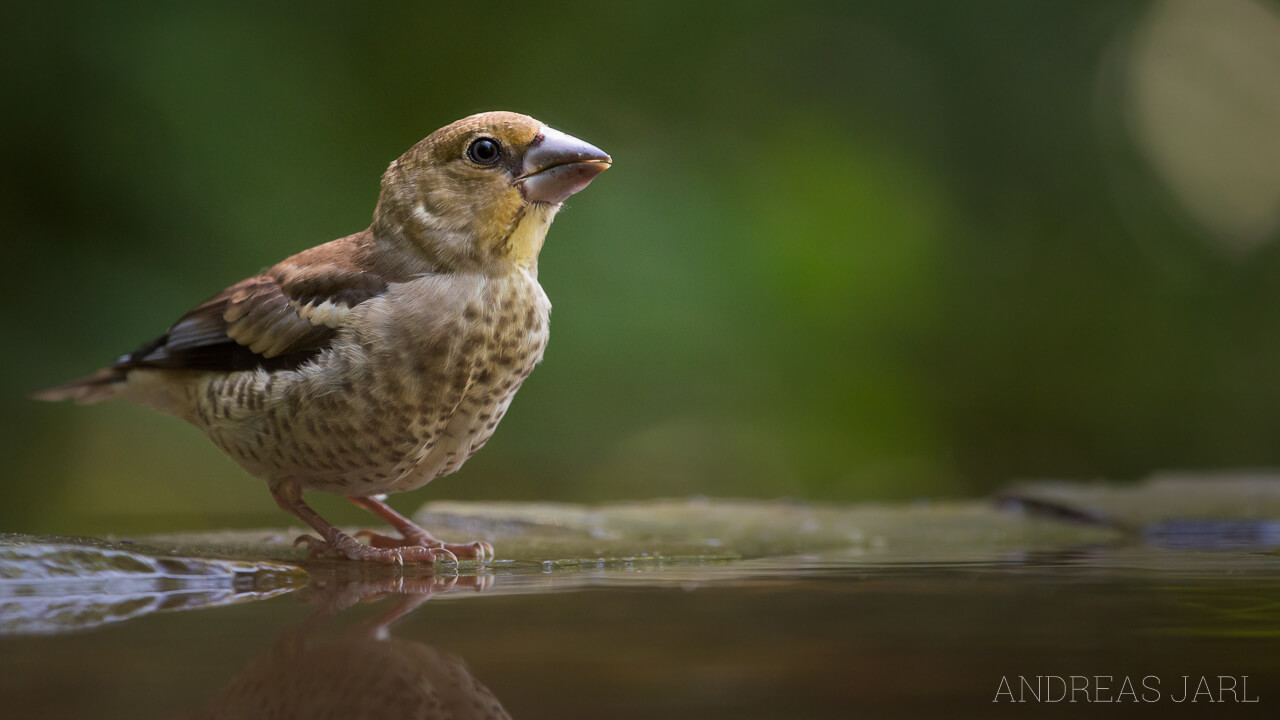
[518,127,611,204]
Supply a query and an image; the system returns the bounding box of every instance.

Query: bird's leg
[270,483,456,565]
[349,495,495,562]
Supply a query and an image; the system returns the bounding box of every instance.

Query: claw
[293,534,328,558]
[438,540,493,563]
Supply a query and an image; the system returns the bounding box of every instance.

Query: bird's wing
[120,238,391,374]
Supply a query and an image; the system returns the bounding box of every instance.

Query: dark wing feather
[118,236,391,374]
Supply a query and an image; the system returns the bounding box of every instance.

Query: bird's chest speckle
[379,272,550,492]
[215,271,550,495]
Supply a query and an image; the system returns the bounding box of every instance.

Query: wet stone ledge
[5,479,1280,635]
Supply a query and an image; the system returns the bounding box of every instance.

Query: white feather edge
[222,298,352,358]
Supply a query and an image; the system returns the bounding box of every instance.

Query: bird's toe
[292,534,331,558]
[443,540,495,563]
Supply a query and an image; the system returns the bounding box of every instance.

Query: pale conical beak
[517,126,611,204]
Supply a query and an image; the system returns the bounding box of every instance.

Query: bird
[33,111,611,564]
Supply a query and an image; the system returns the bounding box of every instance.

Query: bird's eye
[467,137,502,165]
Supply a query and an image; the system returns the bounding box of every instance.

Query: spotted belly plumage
[190,269,550,496]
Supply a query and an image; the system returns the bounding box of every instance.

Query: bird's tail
[31,367,127,405]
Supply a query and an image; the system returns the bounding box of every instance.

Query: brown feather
[30,367,126,405]
[124,231,397,373]
[35,230,408,396]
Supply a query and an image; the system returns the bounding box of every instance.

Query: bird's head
[373,111,611,273]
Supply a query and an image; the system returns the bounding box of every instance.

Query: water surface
[2,496,1278,718]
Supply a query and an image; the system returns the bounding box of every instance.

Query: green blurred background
[4,0,1280,534]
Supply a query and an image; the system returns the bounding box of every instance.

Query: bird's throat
[504,203,558,271]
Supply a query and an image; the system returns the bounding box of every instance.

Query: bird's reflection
[182,573,511,720]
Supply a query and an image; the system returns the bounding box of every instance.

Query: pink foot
[354,529,495,562]
[293,534,458,565]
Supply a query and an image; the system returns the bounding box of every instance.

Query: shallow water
[2,494,1279,718]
